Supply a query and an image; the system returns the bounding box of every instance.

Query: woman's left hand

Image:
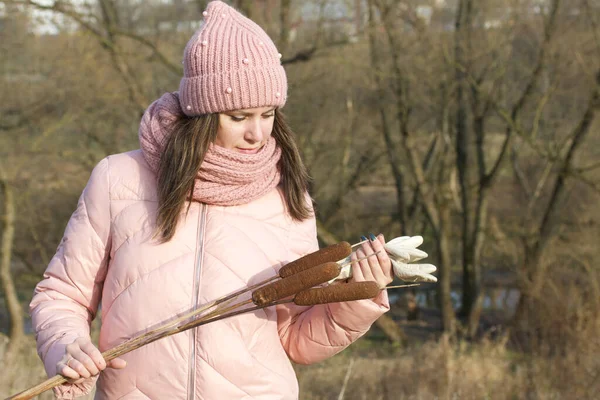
[348,233,393,288]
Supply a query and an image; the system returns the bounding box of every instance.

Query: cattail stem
[339,250,382,267]
[119,250,382,352]
[7,243,382,400]
[6,297,258,400]
[350,240,369,249]
[6,276,382,400]
[157,275,279,332]
[101,252,384,365]
[148,242,369,336]
[384,284,421,289]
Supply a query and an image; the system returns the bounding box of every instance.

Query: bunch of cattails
[7,237,436,400]
[6,236,436,400]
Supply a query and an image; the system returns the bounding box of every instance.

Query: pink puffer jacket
[30,150,389,399]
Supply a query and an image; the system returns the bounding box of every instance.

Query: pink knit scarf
[139,92,281,206]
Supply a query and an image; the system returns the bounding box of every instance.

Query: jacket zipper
[188,203,207,400]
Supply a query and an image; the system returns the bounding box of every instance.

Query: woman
[30,1,395,399]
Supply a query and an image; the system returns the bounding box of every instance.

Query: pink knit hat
[179,1,287,116]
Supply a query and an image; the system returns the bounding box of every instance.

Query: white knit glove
[332,235,437,283]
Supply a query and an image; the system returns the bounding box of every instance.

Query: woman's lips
[236,146,261,154]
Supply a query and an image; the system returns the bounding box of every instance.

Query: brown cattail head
[278,242,352,278]
[253,262,341,306]
[293,281,380,306]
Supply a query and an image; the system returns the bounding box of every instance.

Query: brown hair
[155,110,312,242]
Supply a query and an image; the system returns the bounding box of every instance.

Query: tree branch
[537,70,600,252]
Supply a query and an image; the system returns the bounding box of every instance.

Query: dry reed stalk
[337,357,355,400]
[135,241,355,336]
[180,282,384,328]
[7,244,383,400]
[384,284,421,290]
[137,244,370,336]
[7,259,347,400]
[103,250,379,368]
[105,265,361,365]
[7,280,390,399]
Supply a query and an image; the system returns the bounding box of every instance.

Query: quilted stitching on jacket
[31,150,390,400]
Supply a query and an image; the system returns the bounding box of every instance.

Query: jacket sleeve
[29,157,112,399]
[276,202,390,365]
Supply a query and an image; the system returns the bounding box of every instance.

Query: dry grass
[2,282,599,400]
[295,336,511,400]
[1,328,599,399]
[295,330,600,400]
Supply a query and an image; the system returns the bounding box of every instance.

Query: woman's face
[216,106,276,154]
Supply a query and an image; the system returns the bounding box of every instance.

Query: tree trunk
[466,189,487,337]
[455,0,474,322]
[0,179,25,346]
[438,205,456,334]
[453,0,485,336]
[279,0,291,54]
[380,108,407,233]
[511,245,541,329]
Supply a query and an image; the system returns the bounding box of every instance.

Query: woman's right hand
[57,337,127,383]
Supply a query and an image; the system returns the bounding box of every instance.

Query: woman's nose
[245,119,264,143]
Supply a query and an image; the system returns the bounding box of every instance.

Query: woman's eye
[229,113,273,121]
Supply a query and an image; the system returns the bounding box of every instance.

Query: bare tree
[5,0,184,113]
[454,0,562,337]
[510,67,600,328]
[368,0,457,333]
